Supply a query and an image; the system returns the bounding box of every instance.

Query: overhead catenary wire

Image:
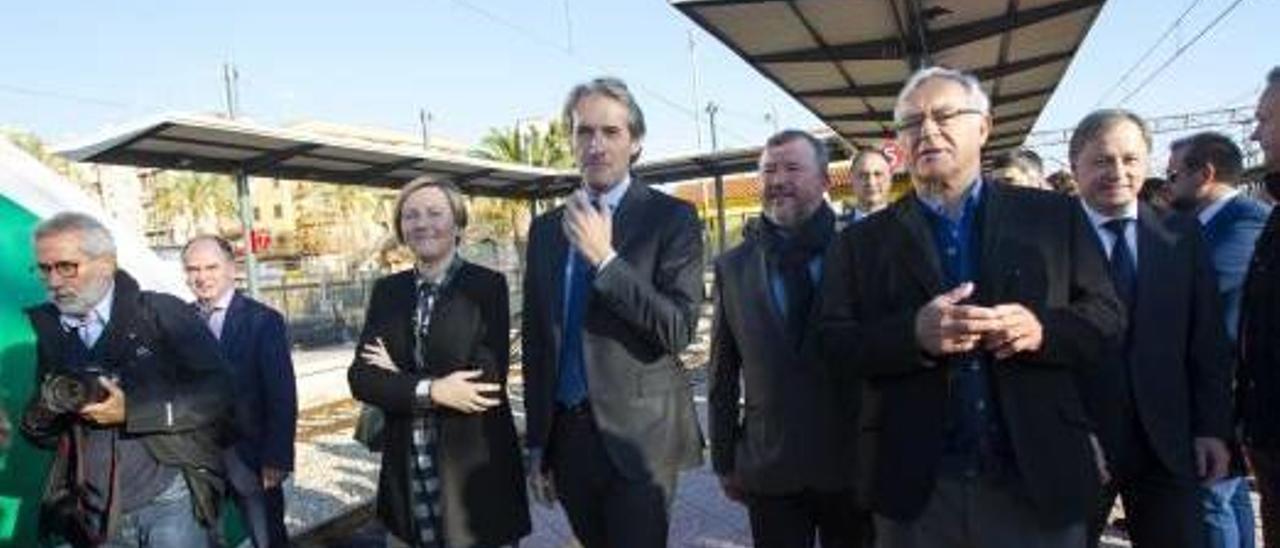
[1118,0,1250,105]
[1092,0,1205,107]
[448,0,759,149]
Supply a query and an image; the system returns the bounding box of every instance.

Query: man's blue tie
[556,249,592,406]
[1104,218,1137,310]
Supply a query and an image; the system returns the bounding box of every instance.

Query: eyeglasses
[33,261,81,279]
[895,108,985,134]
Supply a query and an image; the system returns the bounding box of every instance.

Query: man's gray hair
[33,211,116,258]
[893,66,991,124]
[562,76,647,144]
[1268,66,1280,87]
[1068,109,1152,165]
[765,129,830,172]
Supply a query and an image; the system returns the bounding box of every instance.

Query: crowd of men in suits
[709,65,1280,548]
[13,63,1280,548]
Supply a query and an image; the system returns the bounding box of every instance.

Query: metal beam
[992,86,1055,106]
[972,50,1073,81]
[452,168,498,184]
[797,50,1072,99]
[241,143,323,174]
[755,0,1099,63]
[353,158,422,185]
[88,122,174,163]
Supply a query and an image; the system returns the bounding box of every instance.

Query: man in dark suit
[709,129,862,547]
[522,77,704,548]
[840,148,893,226]
[1166,131,1271,548]
[820,67,1124,548]
[22,212,232,546]
[1069,109,1234,548]
[1240,65,1280,548]
[184,235,297,547]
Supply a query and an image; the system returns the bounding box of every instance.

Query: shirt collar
[916,177,983,222]
[203,287,235,312]
[416,253,462,289]
[1198,188,1240,225]
[589,175,631,213]
[1080,199,1139,230]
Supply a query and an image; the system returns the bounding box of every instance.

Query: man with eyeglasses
[21,212,232,547]
[819,66,1123,548]
[1070,110,1233,548]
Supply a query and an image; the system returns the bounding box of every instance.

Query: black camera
[40,367,109,414]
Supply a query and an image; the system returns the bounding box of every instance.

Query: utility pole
[419,108,433,151]
[222,62,239,119]
[224,62,259,297]
[766,103,780,133]
[688,30,703,150]
[563,0,575,53]
[706,101,726,254]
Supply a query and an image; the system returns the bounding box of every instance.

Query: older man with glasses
[820,66,1124,548]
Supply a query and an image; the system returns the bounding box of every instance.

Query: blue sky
[0,0,1275,168]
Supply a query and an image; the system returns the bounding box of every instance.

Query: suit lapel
[220,293,248,355]
[976,181,1008,305]
[611,179,647,255]
[1134,203,1175,353]
[744,237,788,333]
[546,208,570,332]
[890,197,946,296]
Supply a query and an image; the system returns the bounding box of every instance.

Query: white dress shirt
[1081,200,1141,264]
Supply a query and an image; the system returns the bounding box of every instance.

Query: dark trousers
[1249,447,1280,548]
[223,449,289,548]
[548,405,677,548]
[746,488,868,548]
[1088,422,1203,548]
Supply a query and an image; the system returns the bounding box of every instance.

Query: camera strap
[69,424,121,545]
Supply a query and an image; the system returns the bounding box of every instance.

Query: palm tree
[295,181,396,272]
[149,171,237,242]
[471,119,573,272]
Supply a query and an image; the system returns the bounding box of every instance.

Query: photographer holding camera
[20,212,233,547]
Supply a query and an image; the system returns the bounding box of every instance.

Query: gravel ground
[284,399,378,535]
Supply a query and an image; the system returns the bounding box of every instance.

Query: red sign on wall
[250,229,271,252]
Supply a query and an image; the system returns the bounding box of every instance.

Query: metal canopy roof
[57,113,578,199]
[58,113,845,197]
[635,131,850,184]
[673,0,1107,156]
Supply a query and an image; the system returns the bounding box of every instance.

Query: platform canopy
[59,112,851,195]
[673,0,1107,157]
[57,113,578,199]
[636,130,851,184]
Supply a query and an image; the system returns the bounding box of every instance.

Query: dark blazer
[708,220,857,494]
[21,270,234,525]
[1079,203,1234,475]
[1240,207,1280,448]
[210,292,297,473]
[348,263,530,547]
[522,180,705,481]
[819,183,1124,527]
